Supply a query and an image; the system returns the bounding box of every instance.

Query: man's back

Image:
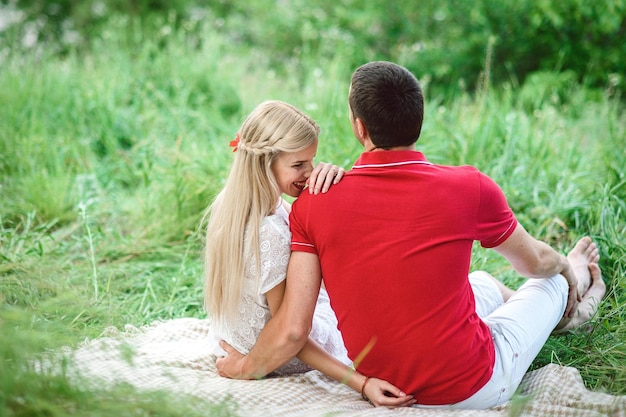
[290,150,517,404]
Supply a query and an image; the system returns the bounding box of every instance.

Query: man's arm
[216,251,322,379]
[492,223,580,317]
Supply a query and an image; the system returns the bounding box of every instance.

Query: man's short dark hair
[349,61,424,149]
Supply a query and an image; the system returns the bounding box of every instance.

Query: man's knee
[539,274,569,312]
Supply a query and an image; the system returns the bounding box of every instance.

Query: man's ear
[355,118,368,140]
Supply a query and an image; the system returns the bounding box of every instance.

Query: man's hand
[216,340,253,379]
[562,261,582,318]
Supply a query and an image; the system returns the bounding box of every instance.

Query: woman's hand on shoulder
[363,377,416,408]
[307,162,345,195]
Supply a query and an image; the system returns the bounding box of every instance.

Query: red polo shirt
[290,150,517,405]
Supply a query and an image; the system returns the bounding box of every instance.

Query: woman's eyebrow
[292,156,313,164]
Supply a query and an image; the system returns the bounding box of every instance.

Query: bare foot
[566,236,600,295]
[555,263,606,332]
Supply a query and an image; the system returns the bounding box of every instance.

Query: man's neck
[366,144,416,152]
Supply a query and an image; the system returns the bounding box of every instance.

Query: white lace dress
[209,203,350,375]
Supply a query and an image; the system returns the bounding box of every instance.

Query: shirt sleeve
[289,195,318,254]
[257,216,292,294]
[476,172,518,248]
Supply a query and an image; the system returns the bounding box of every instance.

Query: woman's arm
[297,338,415,407]
[265,282,415,407]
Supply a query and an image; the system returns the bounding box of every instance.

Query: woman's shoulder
[259,215,291,239]
[260,213,290,242]
[261,204,289,232]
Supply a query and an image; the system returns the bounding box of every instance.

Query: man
[216,61,605,409]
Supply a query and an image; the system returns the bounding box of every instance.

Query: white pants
[417,271,568,410]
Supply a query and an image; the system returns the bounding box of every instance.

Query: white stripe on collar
[353,160,434,169]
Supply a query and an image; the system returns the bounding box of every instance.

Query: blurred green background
[1,1,625,416]
[3,0,625,95]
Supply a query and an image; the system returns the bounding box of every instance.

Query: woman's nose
[304,162,314,177]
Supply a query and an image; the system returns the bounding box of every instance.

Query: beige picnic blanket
[64,318,625,417]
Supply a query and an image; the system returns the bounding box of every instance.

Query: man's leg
[471,237,605,331]
[457,238,605,409]
[555,263,604,331]
[468,271,508,319]
[453,273,568,409]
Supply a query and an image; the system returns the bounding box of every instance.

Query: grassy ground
[1,14,625,417]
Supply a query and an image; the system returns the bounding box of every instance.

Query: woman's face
[271,140,318,198]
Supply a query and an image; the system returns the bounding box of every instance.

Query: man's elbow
[285,321,311,348]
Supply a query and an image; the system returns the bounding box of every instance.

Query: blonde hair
[204,100,320,321]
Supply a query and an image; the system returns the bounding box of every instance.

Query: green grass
[1,12,625,417]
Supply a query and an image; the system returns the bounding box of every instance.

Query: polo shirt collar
[353,150,432,169]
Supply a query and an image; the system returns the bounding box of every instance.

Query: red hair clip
[229,133,240,152]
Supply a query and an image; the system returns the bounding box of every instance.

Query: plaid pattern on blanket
[65,318,625,417]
